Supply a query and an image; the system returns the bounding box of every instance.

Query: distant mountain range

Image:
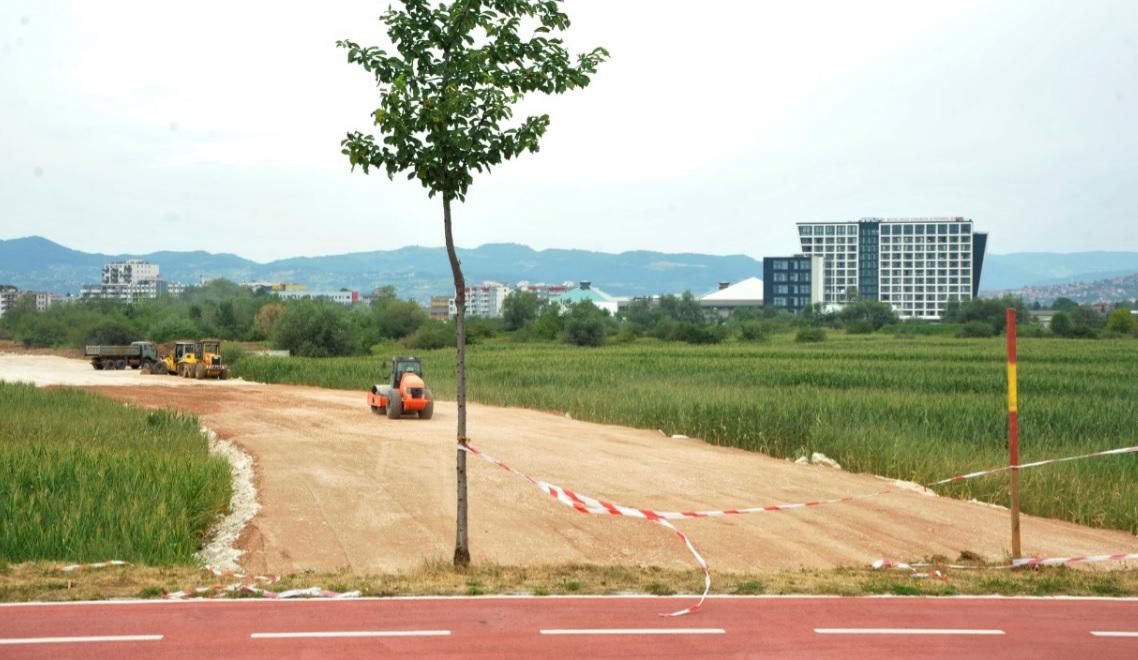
[985,272,1138,305]
[0,236,764,302]
[2,236,1137,303]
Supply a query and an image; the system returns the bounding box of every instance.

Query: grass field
[232,334,1138,534]
[0,383,231,564]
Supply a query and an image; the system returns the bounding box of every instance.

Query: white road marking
[815,628,1004,636]
[540,628,726,635]
[0,635,163,645]
[251,630,450,639]
[1091,631,1138,637]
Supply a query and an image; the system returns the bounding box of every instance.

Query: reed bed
[0,383,231,564]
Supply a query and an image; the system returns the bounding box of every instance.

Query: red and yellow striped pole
[1007,308,1022,559]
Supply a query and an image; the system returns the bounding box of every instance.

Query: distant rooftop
[797,217,972,225]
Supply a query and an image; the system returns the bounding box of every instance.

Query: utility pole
[1006,308,1022,559]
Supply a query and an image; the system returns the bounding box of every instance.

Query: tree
[1052,297,1079,312]
[1105,308,1138,335]
[836,299,898,331]
[254,303,285,339]
[658,291,705,325]
[273,300,352,357]
[338,1,606,566]
[561,300,607,346]
[1050,311,1073,337]
[501,290,539,331]
[372,292,428,340]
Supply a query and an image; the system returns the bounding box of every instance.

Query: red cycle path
[2,596,1137,659]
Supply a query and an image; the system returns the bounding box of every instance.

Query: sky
[1,0,1135,262]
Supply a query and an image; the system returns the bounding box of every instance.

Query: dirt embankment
[6,354,1136,576]
[93,391,1138,575]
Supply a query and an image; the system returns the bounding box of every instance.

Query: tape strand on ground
[873,552,1138,577]
[461,441,1138,616]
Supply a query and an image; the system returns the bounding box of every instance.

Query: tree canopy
[338,0,607,201]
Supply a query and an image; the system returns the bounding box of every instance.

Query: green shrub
[737,320,769,342]
[795,327,826,343]
[403,321,454,350]
[83,318,136,345]
[668,322,723,344]
[1050,312,1073,337]
[846,320,874,335]
[611,324,640,344]
[957,321,995,338]
[1105,308,1137,335]
[562,301,607,347]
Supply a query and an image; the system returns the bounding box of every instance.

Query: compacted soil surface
[4,353,1135,575]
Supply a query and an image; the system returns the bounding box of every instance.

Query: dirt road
[5,354,1136,575]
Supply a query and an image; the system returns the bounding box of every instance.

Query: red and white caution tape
[165,584,361,600]
[161,565,358,600]
[60,560,129,572]
[463,441,1138,616]
[873,552,1138,578]
[926,445,1138,486]
[871,560,950,580]
[460,443,709,616]
[1012,552,1138,568]
[205,565,280,584]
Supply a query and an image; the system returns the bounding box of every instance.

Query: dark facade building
[763,254,824,313]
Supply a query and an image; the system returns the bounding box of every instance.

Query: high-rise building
[796,217,987,319]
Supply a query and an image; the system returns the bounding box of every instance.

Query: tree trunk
[444,195,470,567]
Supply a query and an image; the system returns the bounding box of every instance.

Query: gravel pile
[194,428,259,572]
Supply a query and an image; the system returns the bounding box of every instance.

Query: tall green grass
[0,383,231,564]
[232,334,1138,534]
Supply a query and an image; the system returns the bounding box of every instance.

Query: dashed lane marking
[0,635,164,645]
[250,630,450,639]
[540,628,726,635]
[1091,631,1138,638]
[815,628,1005,636]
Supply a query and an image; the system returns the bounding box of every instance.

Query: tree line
[2,282,1134,356]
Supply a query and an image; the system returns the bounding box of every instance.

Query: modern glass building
[796,217,987,320]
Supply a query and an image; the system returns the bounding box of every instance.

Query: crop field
[0,383,231,564]
[233,334,1138,534]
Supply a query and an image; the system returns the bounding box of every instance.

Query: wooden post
[1007,308,1022,559]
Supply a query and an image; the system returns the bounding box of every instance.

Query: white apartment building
[80,260,183,302]
[102,260,159,285]
[0,290,63,318]
[449,281,512,318]
[797,217,988,320]
[275,289,360,305]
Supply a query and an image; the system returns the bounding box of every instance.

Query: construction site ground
[3,353,1136,577]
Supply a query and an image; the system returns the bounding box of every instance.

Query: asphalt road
[2,596,1137,659]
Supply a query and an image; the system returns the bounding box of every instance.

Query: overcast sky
[1,1,1135,262]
